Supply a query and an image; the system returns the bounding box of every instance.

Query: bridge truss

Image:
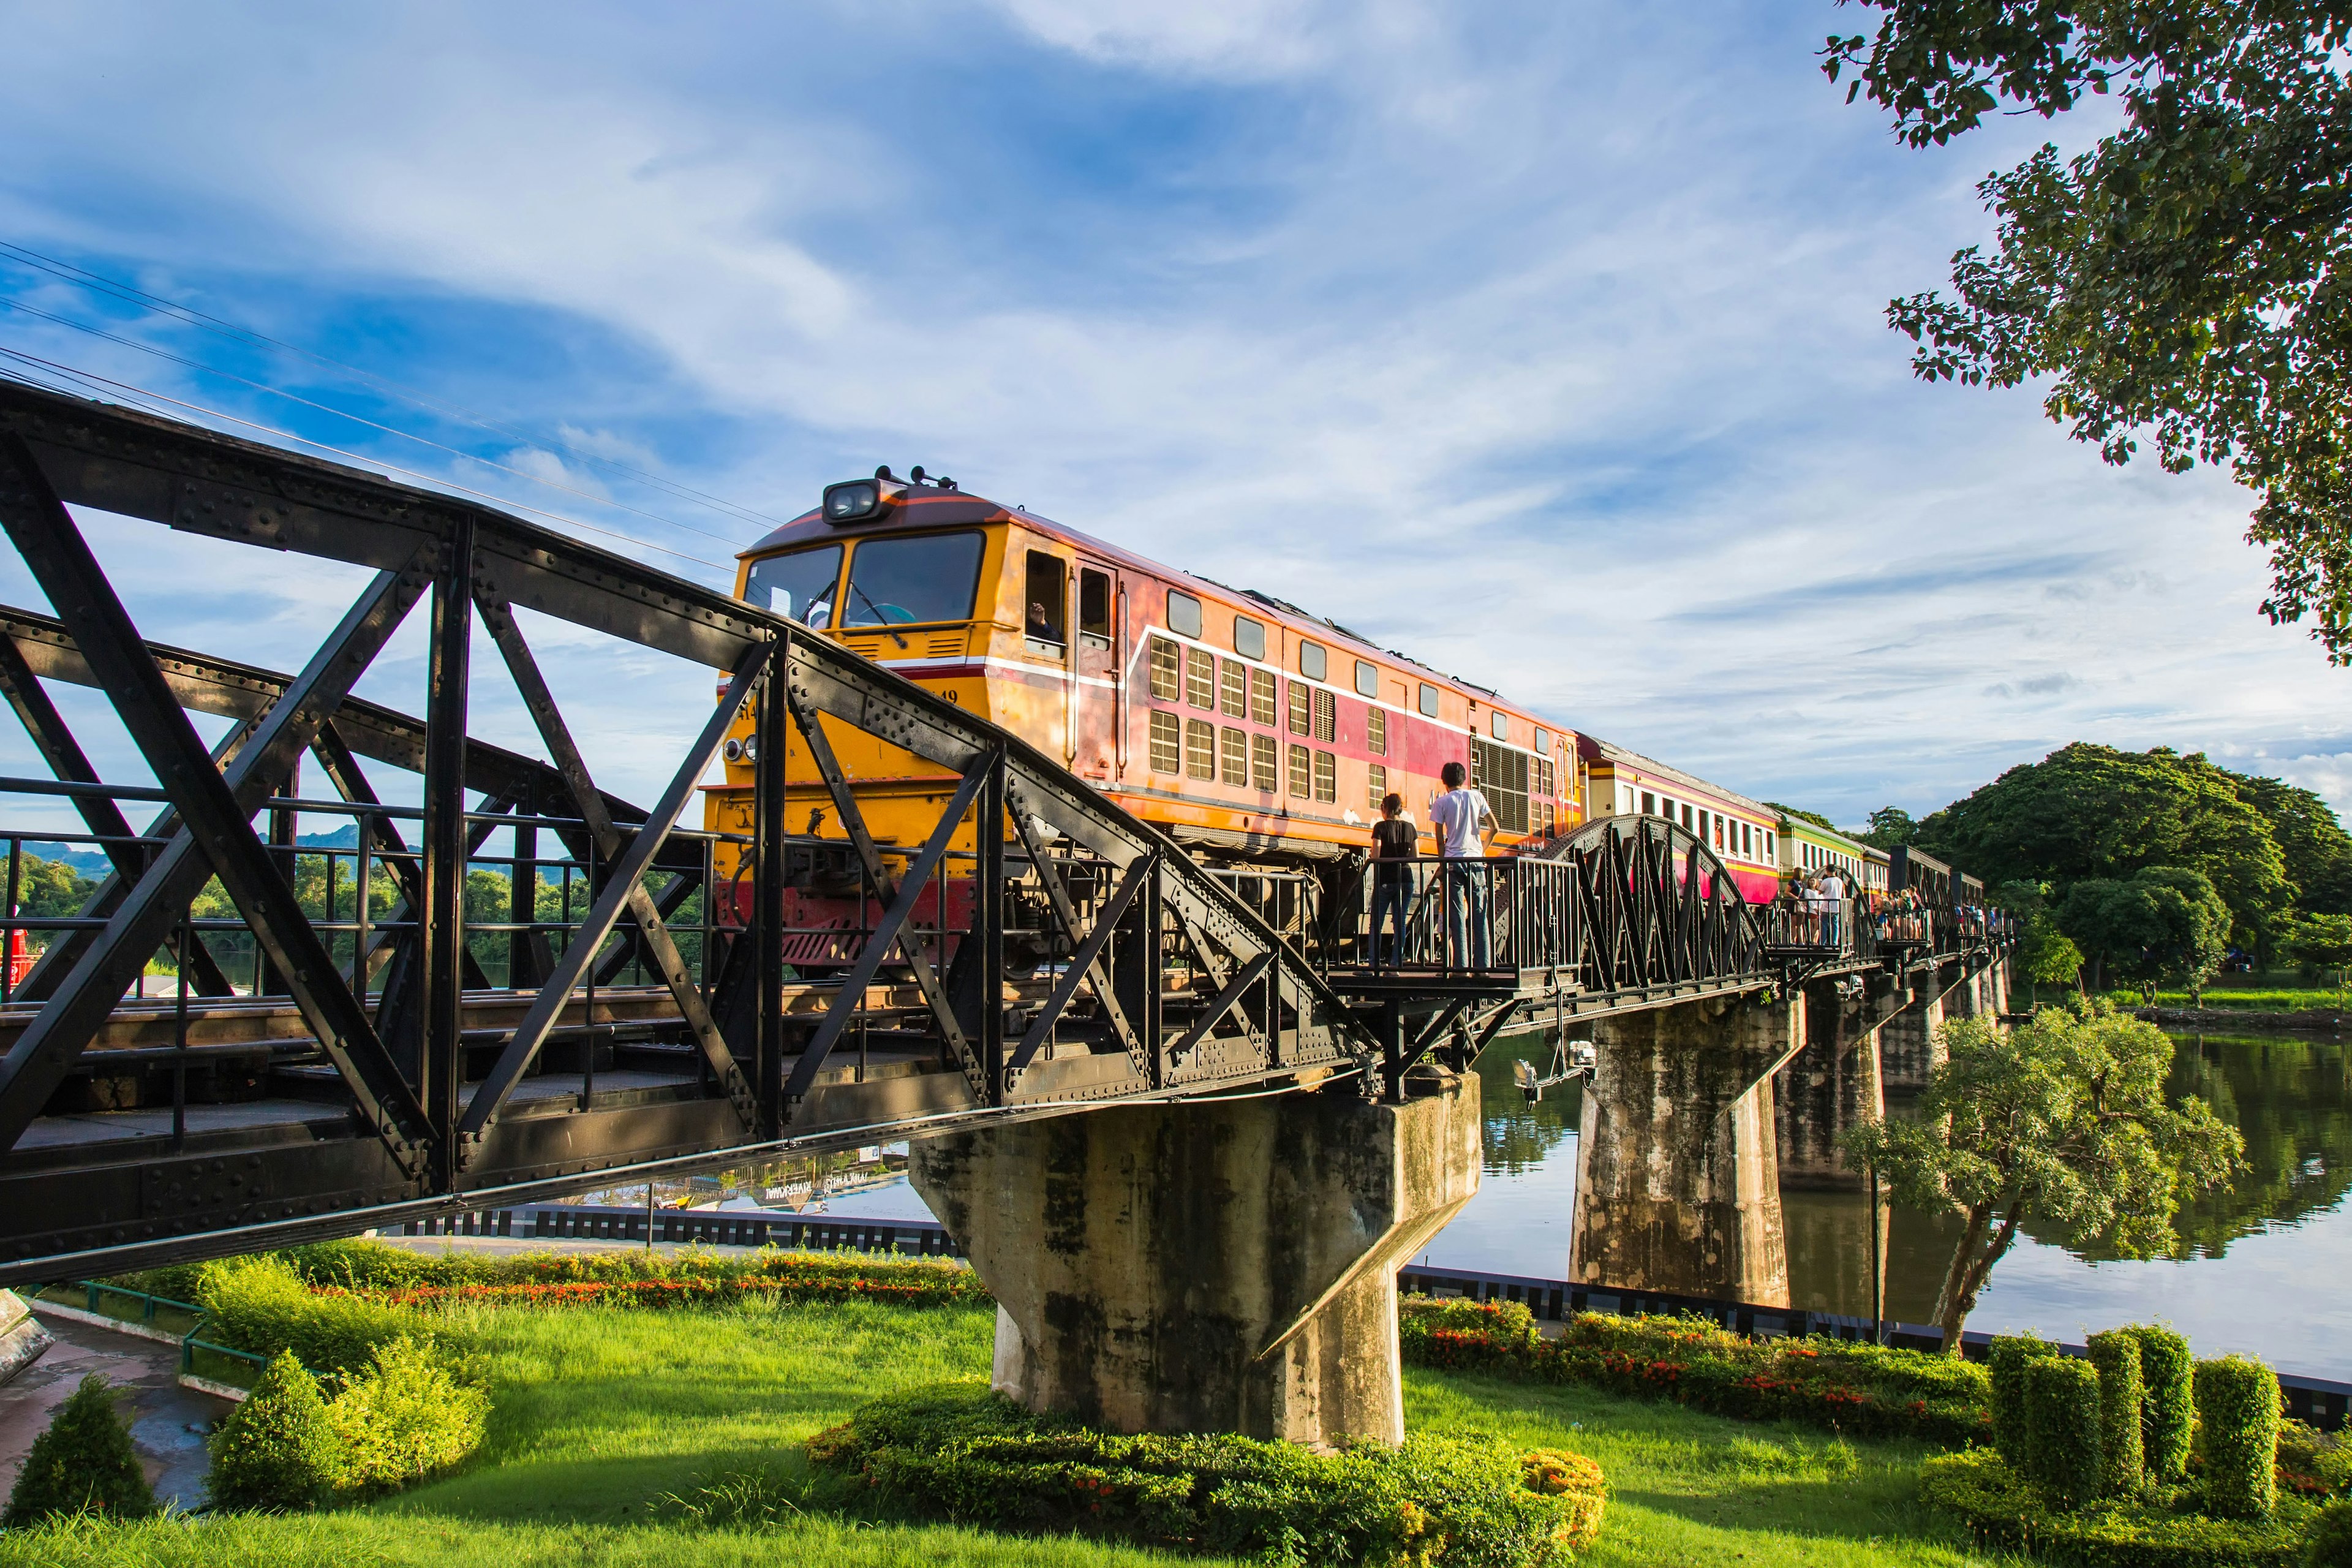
[0,381,1998,1286]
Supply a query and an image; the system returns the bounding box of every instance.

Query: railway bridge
[0,381,2008,1443]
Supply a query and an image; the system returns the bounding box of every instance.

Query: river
[727,1025,2352,1381]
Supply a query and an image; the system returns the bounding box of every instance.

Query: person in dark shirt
[1369,792,1419,970]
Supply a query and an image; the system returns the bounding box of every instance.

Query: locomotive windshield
[840,530,986,627]
[743,544,842,627]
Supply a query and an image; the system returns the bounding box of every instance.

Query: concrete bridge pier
[1774,975,1903,1190]
[908,1076,1480,1449]
[1567,993,1806,1306]
[1877,978,1948,1095]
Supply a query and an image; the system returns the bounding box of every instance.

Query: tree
[1915,744,2291,949]
[1857,805,1918,851]
[1825,1,2352,662]
[1843,1005,2244,1351]
[2059,865,2232,999]
[10,854,97,920]
[2017,908,2086,1003]
[2235,773,2352,916]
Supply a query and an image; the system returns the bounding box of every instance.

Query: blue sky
[0,0,2344,831]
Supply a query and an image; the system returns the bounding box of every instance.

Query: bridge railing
[1321,856,1579,976]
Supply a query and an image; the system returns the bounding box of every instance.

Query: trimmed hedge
[804,1380,1607,1567]
[2021,1357,2105,1509]
[197,1256,415,1375]
[2197,1355,2283,1521]
[274,1236,986,1306]
[2306,1499,2352,1567]
[0,1374,156,1526]
[2279,1419,2352,1501]
[1990,1335,2064,1458]
[1920,1449,2316,1567]
[1398,1298,1992,1446]
[2086,1331,2145,1498]
[209,1351,341,1510]
[2133,1325,2195,1483]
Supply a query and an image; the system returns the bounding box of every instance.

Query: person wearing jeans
[1367,792,1419,968]
[1427,761,1496,970]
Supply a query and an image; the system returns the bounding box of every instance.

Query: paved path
[0,1310,229,1512]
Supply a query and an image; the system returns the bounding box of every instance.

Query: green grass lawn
[2079,970,2350,1012]
[1,1298,2019,1566]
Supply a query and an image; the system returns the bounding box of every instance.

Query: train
[701,466,1926,946]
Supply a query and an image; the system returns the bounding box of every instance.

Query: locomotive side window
[1287,682,1310,736]
[1251,734,1278,793]
[1079,568,1112,647]
[1149,638,1180,701]
[1219,659,1247,718]
[1186,648,1215,708]
[1220,727,1248,786]
[1287,743,1311,798]
[742,544,842,628]
[1312,690,1335,743]
[1234,614,1266,660]
[1024,551,1068,649]
[1417,683,1439,717]
[1186,718,1215,780]
[1249,669,1278,726]
[1354,659,1378,698]
[1148,712,1181,773]
[1298,640,1327,681]
[1366,707,1387,756]
[1168,590,1203,638]
[842,530,986,627]
[1313,751,1336,803]
[1367,763,1388,813]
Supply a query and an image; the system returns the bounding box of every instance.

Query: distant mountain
[21,823,364,883]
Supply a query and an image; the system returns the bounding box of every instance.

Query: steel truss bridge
[0,381,2003,1286]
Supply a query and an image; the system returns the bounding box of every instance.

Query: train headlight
[824,467,902,524]
[723,733,758,764]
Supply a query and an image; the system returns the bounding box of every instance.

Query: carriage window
[841,530,986,627]
[1298,640,1327,681]
[1354,659,1378,698]
[1234,614,1266,660]
[1023,551,1067,649]
[1641,791,1656,815]
[1079,568,1112,646]
[1681,803,1694,831]
[742,544,842,628]
[1418,682,1439,717]
[1167,590,1203,638]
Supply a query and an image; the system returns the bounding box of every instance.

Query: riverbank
[2133,1005,2345,1033]
[0,1294,1996,1566]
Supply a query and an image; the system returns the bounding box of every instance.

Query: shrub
[2133,1324,2196,1482]
[0,1374,156,1526]
[326,1336,489,1497]
[2307,1499,2352,1567]
[1401,1295,1542,1348]
[1920,1448,2314,1567]
[1988,1333,2064,1459]
[805,1381,1605,1566]
[2019,1355,2105,1509]
[2087,1329,2146,1495]
[2279,1419,2352,1499]
[197,1256,415,1374]
[2197,1355,2282,1520]
[209,1351,342,1510]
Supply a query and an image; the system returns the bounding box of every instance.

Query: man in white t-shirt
[1428,761,1495,969]
[1819,868,1848,946]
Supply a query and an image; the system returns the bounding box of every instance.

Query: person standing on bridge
[1368,793,1419,970]
[1819,865,1848,947]
[1428,761,1495,970]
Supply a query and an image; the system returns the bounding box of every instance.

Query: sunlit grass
[0,1298,2021,1567]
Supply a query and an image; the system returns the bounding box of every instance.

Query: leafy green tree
[1843,1005,2244,1351]
[2058,865,2231,999]
[1916,744,2291,948]
[1858,805,1918,851]
[10,853,98,920]
[2235,774,2352,916]
[2016,909,2085,1004]
[1824,1,2352,662]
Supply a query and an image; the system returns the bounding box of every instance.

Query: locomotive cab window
[841,530,986,628]
[1024,551,1068,650]
[742,544,842,628]
[1234,614,1266,660]
[1078,568,1112,648]
[1167,590,1203,638]
[1418,682,1439,717]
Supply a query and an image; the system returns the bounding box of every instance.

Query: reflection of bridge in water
[0,382,2008,1442]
